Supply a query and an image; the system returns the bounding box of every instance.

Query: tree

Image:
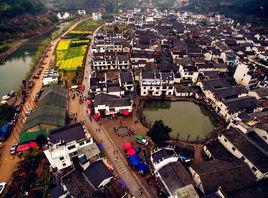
[147,120,171,147]
[0,104,16,127]
[36,135,47,146]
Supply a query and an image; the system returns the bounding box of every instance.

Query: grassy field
[55,40,89,71]
[74,19,101,31]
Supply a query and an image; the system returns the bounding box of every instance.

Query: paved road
[78,25,151,198]
[0,18,89,184]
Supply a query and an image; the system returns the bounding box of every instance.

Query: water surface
[142,100,217,141]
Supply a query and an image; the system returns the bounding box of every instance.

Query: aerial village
[0,7,268,198]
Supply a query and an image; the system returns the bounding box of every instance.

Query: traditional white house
[150,147,195,197]
[93,93,132,116]
[233,62,258,88]
[77,10,86,15]
[119,70,134,91]
[57,12,71,20]
[88,75,107,94]
[42,69,59,86]
[44,123,100,171]
[178,65,199,83]
[92,12,102,20]
[218,128,268,180]
[140,71,179,97]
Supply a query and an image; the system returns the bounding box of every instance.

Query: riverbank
[0,25,57,63]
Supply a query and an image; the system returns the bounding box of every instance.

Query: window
[79,141,85,146]
[86,139,91,143]
[224,138,227,142]
[59,156,64,161]
[143,92,146,95]
[62,163,66,166]
[232,147,236,151]
[252,166,257,172]
[155,92,158,94]
[68,145,76,150]
[241,156,245,161]
[156,87,160,89]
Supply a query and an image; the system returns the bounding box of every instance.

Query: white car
[25,109,32,116]
[0,182,6,194]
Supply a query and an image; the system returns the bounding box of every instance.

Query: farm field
[74,19,101,31]
[55,39,89,71]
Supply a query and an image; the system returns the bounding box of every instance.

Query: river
[0,32,53,98]
[142,100,217,142]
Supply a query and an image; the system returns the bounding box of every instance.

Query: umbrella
[122,110,130,116]
[92,113,100,120]
[129,155,141,166]
[86,100,92,105]
[137,162,148,173]
[127,148,136,156]
[123,142,132,150]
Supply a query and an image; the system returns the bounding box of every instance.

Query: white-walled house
[140,71,179,96]
[178,65,199,83]
[188,159,256,195]
[150,148,195,197]
[119,70,134,91]
[92,12,102,20]
[233,62,258,88]
[44,123,100,171]
[93,93,132,116]
[57,12,71,20]
[218,128,268,180]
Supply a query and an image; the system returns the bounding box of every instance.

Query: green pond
[142,100,217,141]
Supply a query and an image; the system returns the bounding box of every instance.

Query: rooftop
[221,128,268,172]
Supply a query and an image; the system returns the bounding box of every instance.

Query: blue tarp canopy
[129,155,141,166]
[137,162,148,173]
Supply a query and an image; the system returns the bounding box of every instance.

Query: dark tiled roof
[120,70,132,83]
[205,138,238,162]
[221,128,268,172]
[49,184,66,198]
[213,86,248,100]
[49,123,85,144]
[201,78,231,91]
[158,162,193,195]
[224,96,260,114]
[94,93,130,107]
[62,169,95,197]
[152,148,176,163]
[191,160,256,194]
[83,160,113,189]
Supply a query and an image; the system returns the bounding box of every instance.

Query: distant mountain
[187,0,268,19]
[0,0,57,42]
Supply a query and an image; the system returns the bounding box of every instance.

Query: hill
[0,0,57,43]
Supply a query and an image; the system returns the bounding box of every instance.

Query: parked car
[20,98,26,105]
[0,182,6,194]
[10,144,18,155]
[25,109,32,116]
[0,124,12,142]
[136,135,148,146]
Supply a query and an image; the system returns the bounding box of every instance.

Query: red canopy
[17,141,38,153]
[122,110,130,116]
[92,113,100,120]
[86,100,92,105]
[127,148,136,156]
[123,142,132,150]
